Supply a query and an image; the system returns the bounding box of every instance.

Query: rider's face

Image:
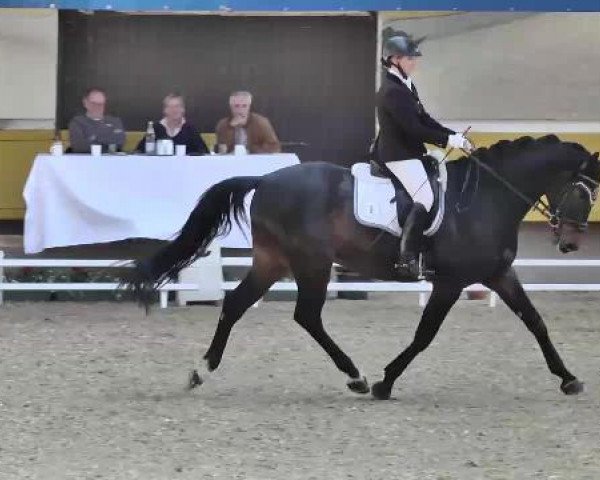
[398,55,418,75]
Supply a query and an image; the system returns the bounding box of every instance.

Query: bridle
[548,172,599,233]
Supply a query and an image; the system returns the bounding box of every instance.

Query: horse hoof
[187,369,204,390]
[561,378,584,395]
[371,381,392,400]
[347,376,370,394]
[203,352,220,372]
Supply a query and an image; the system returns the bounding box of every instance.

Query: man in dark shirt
[136,93,209,154]
[68,87,126,153]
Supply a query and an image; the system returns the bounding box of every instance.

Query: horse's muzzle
[554,223,584,254]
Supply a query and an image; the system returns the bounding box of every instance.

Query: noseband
[549,174,599,233]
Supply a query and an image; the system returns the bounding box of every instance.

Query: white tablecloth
[23,153,300,254]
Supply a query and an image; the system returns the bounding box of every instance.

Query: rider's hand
[230,115,248,128]
[447,133,471,150]
[463,136,475,153]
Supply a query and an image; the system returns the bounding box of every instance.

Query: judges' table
[23,153,300,254]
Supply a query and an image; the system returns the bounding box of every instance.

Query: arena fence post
[0,250,4,306]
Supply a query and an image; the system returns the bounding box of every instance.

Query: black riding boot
[397,202,429,278]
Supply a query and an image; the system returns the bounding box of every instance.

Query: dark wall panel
[58,12,376,165]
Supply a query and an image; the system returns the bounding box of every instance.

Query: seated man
[215,91,281,154]
[136,92,209,154]
[68,87,126,153]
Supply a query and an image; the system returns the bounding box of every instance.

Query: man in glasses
[68,87,126,153]
[215,91,281,154]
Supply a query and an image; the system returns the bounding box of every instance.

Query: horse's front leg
[485,267,583,395]
[372,282,462,400]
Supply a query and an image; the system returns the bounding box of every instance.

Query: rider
[376,31,472,277]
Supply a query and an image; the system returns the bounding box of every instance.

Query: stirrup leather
[395,254,433,280]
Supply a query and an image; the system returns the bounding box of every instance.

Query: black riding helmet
[381,31,425,68]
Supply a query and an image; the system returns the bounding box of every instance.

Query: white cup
[157,139,174,156]
[234,144,247,156]
[175,144,187,156]
[50,142,63,156]
[91,144,102,156]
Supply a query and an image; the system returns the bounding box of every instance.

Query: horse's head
[546,150,599,253]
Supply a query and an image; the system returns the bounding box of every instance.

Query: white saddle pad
[351,162,446,237]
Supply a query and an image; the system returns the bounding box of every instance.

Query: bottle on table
[145,121,156,155]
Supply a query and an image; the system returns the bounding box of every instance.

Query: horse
[123,135,599,400]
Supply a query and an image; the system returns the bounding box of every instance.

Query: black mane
[453,134,581,164]
[450,134,595,178]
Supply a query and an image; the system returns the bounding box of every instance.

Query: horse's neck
[498,148,573,199]
[455,148,572,226]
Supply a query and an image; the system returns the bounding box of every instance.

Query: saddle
[351,152,447,237]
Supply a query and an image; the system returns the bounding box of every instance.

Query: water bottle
[145,121,156,155]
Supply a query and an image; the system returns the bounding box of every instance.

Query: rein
[458,147,599,231]
[459,149,555,221]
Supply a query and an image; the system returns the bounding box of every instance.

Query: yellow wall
[0,130,598,221]
[0,130,54,219]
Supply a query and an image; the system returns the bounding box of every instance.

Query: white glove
[447,133,472,151]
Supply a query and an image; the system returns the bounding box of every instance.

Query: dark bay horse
[125,135,599,400]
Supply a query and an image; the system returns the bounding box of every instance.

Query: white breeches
[387,159,434,212]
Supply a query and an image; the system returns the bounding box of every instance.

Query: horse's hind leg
[190,243,287,388]
[291,257,369,394]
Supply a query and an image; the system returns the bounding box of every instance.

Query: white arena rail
[221,257,600,307]
[1,251,599,309]
[221,257,600,268]
[0,252,198,308]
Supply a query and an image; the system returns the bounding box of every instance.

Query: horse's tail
[122,176,262,309]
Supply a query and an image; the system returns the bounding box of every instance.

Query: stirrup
[395,254,433,280]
